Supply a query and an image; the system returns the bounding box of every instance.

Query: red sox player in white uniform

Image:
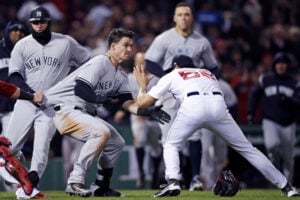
[145,2,219,189]
[133,55,300,198]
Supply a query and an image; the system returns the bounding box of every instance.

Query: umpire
[248,52,300,184]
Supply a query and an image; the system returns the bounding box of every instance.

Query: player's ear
[111,42,116,50]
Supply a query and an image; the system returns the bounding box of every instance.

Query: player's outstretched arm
[0,80,44,104]
[123,100,170,124]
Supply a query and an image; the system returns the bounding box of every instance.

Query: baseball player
[133,54,300,198]
[248,52,300,184]
[145,2,219,188]
[128,52,162,189]
[6,5,90,187]
[41,28,170,197]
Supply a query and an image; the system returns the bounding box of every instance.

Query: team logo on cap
[36,11,42,17]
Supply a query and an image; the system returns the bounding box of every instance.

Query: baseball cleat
[189,175,204,191]
[65,183,92,197]
[90,183,124,197]
[152,181,181,198]
[282,183,300,197]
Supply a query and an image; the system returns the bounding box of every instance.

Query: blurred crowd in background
[0,0,299,156]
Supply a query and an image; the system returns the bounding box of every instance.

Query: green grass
[0,189,291,200]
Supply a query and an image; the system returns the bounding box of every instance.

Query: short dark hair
[175,2,191,9]
[172,55,195,68]
[107,28,134,47]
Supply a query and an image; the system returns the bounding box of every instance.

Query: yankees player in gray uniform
[134,55,300,198]
[6,6,90,186]
[128,52,162,189]
[145,2,219,189]
[42,28,170,197]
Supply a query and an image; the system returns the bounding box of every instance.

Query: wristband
[137,108,149,116]
[19,90,34,100]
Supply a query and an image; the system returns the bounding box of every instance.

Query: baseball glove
[213,170,240,197]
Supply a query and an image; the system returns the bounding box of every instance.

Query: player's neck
[175,27,192,37]
[106,52,119,68]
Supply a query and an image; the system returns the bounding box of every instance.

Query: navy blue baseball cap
[273,52,291,65]
[29,6,51,22]
[172,55,195,68]
[7,21,26,33]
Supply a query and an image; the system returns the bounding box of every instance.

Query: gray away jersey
[44,54,131,111]
[9,32,90,91]
[145,28,217,71]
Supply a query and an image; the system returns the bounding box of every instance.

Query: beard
[31,24,51,45]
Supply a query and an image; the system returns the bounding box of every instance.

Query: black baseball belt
[187,91,222,97]
[53,105,97,116]
[53,105,83,111]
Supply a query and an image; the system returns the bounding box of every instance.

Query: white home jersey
[148,68,221,104]
[9,33,90,91]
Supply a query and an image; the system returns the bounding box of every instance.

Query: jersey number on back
[178,69,216,80]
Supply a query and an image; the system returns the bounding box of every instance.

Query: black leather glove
[137,105,171,124]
